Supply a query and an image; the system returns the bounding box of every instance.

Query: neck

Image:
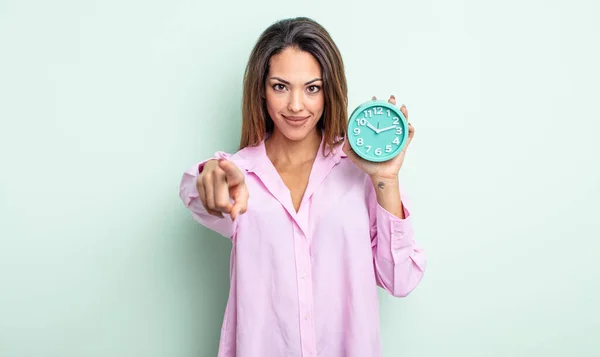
[265,128,322,166]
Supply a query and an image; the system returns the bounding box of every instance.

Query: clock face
[347,100,409,162]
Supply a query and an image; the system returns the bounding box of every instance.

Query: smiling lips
[282,114,310,125]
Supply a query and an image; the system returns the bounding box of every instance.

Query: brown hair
[239,17,348,156]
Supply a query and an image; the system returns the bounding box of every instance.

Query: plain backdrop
[1,0,598,356]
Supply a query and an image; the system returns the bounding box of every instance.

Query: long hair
[240,17,348,155]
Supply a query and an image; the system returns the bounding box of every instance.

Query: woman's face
[265,47,325,142]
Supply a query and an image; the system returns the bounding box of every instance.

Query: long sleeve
[178,151,240,239]
[368,180,427,297]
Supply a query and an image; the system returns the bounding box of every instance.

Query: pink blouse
[179,137,426,357]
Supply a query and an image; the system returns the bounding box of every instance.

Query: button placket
[293,221,317,357]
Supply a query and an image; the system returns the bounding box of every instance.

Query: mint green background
[1,0,599,356]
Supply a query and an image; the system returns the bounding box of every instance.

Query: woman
[179,17,426,357]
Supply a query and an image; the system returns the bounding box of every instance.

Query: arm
[368,176,427,297]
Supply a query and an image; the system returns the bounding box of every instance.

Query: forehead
[268,47,322,79]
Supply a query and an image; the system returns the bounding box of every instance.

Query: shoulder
[212,144,262,173]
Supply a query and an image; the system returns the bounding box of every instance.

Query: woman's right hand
[196,159,249,220]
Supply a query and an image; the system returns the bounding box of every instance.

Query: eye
[307,85,321,94]
[272,83,286,91]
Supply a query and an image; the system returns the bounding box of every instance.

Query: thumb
[218,159,245,186]
[342,137,360,164]
[230,190,249,221]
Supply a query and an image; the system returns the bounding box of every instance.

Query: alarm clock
[347,99,409,162]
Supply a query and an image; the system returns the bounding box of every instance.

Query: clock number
[356,118,367,126]
[375,107,383,115]
[396,127,403,135]
[375,148,382,156]
[387,109,391,117]
[393,117,400,124]
[365,145,371,152]
[363,110,373,118]
[393,137,400,145]
[356,138,364,146]
[386,145,392,153]
[354,128,361,135]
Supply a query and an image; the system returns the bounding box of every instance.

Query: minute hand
[378,125,397,133]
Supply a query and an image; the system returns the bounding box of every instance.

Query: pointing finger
[218,160,245,186]
[214,173,233,213]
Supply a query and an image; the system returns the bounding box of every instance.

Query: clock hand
[378,125,398,133]
[366,122,380,133]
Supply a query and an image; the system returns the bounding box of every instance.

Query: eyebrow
[269,77,323,85]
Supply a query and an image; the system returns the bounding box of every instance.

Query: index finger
[218,159,245,186]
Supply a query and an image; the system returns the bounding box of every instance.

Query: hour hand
[366,122,380,133]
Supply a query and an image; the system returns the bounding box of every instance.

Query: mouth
[282,114,310,126]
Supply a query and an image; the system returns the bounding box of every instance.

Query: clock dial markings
[349,102,406,161]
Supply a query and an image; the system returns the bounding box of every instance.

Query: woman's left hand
[342,95,415,180]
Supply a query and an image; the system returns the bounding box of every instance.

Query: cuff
[376,202,414,263]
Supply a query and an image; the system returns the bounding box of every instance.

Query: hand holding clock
[342,95,415,181]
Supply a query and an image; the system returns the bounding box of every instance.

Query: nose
[287,90,304,113]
